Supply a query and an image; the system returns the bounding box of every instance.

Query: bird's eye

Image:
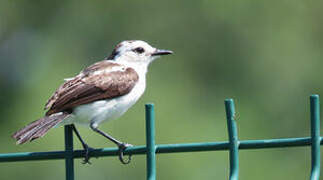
[134,47,145,54]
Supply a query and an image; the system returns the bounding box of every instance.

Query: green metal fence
[0,95,321,180]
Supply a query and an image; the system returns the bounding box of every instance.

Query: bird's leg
[90,123,132,164]
[71,124,94,164]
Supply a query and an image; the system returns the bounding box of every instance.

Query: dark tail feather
[12,112,70,144]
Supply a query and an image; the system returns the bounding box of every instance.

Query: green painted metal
[2,137,323,163]
[65,125,74,180]
[310,95,320,180]
[225,99,239,180]
[0,96,321,180]
[145,104,156,180]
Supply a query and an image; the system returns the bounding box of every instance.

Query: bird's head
[106,40,173,65]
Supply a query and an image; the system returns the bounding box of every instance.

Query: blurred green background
[1,0,323,179]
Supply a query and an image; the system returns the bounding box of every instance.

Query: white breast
[62,72,146,127]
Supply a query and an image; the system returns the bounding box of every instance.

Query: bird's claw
[118,143,133,164]
[81,144,94,164]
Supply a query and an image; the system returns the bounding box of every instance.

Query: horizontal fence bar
[1,136,322,162]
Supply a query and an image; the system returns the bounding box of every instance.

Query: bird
[12,40,173,164]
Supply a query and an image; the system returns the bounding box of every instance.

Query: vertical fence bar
[65,125,74,180]
[225,99,239,180]
[310,95,320,180]
[146,104,156,180]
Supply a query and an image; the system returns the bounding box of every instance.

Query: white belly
[62,79,146,127]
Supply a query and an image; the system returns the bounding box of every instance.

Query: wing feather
[45,61,139,116]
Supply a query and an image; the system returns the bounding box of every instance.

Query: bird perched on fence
[12,40,173,164]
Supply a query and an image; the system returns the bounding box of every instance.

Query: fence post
[146,104,156,180]
[310,95,320,180]
[225,99,239,180]
[65,125,74,180]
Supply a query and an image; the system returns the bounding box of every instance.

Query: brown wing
[44,61,139,116]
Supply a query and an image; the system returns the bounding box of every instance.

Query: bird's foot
[81,144,94,164]
[117,143,133,164]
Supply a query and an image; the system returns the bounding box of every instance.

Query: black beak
[151,49,173,56]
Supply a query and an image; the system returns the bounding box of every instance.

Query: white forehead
[117,40,155,52]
